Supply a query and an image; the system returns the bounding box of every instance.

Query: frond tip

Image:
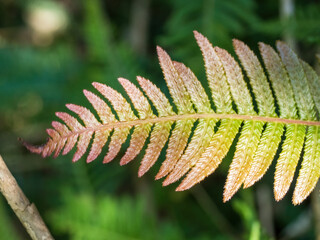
[24,31,320,205]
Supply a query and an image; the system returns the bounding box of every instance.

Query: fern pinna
[24,31,320,205]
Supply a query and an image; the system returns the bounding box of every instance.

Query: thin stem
[25,112,320,153]
[0,155,53,240]
[61,112,320,138]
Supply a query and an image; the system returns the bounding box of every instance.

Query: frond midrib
[58,112,320,140]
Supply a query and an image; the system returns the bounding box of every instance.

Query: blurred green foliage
[160,0,260,75]
[0,0,319,239]
[0,197,21,240]
[48,192,185,240]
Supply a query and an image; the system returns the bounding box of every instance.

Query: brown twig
[0,155,53,240]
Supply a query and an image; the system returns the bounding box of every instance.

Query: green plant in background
[25,31,320,205]
[48,192,182,240]
[259,2,320,45]
[160,0,320,76]
[50,189,240,240]
[232,196,265,240]
[160,0,260,74]
[83,0,142,88]
[0,197,20,240]
[0,46,77,115]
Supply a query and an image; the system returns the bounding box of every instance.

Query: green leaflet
[294,126,320,204]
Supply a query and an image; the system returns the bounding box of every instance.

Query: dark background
[0,0,320,239]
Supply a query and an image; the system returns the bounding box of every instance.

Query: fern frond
[24,31,320,205]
